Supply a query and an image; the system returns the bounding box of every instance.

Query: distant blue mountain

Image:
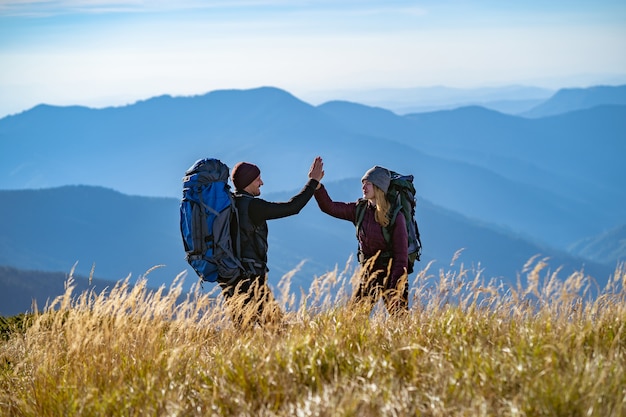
[0,186,185,286]
[0,185,613,307]
[0,85,624,264]
[0,266,115,316]
[307,85,555,115]
[569,224,626,267]
[318,100,626,247]
[523,85,626,118]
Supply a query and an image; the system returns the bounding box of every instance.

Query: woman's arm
[314,184,356,222]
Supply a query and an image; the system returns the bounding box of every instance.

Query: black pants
[218,274,282,328]
[353,264,409,317]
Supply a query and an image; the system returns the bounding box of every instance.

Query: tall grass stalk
[1,258,625,416]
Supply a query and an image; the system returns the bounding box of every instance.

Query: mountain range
[522,85,626,118]
[305,85,557,115]
[1,84,624,315]
[0,265,110,317]
[0,183,614,316]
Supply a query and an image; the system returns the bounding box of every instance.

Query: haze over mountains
[1,84,624,315]
[306,85,557,115]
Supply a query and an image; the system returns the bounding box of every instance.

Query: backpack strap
[189,200,209,258]
[234,193,267,277]
[227,191,246,276]
[383,202,402,243]
[354,199,396,264]
[357,198,402,242]
[354,199,367,228]
[354,199,366,263]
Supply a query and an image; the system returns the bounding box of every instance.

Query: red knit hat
[232,162,261,190]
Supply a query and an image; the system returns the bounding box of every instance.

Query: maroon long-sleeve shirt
[314,184,408,283]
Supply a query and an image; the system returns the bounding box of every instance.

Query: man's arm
[249,156,324,223]
[249,179,319,222]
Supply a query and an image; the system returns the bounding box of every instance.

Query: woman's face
[362,180,375,200]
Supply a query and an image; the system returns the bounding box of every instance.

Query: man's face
[244,175,263,196]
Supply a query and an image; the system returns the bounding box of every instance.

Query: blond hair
[373,186,390,227]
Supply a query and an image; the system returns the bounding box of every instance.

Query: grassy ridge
[1,259,625,416]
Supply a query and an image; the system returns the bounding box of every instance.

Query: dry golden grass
[1,257,625,416]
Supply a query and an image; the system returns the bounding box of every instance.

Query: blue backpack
[180,158,243,283]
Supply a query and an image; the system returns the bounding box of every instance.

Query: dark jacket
[314,184,408,283]
[235,179,319,275]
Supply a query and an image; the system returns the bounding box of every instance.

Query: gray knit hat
[361,165,391,193]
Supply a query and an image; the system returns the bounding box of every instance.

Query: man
[219,156,324,328]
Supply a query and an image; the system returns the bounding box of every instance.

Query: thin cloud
[0,0,428,17]
[2,0,245,16]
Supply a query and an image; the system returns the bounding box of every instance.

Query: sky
[1,0,625,118]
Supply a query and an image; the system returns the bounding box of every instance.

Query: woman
[314,165,409,316]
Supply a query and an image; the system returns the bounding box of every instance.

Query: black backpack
[355,170,422,274]
[179,158,243,283]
